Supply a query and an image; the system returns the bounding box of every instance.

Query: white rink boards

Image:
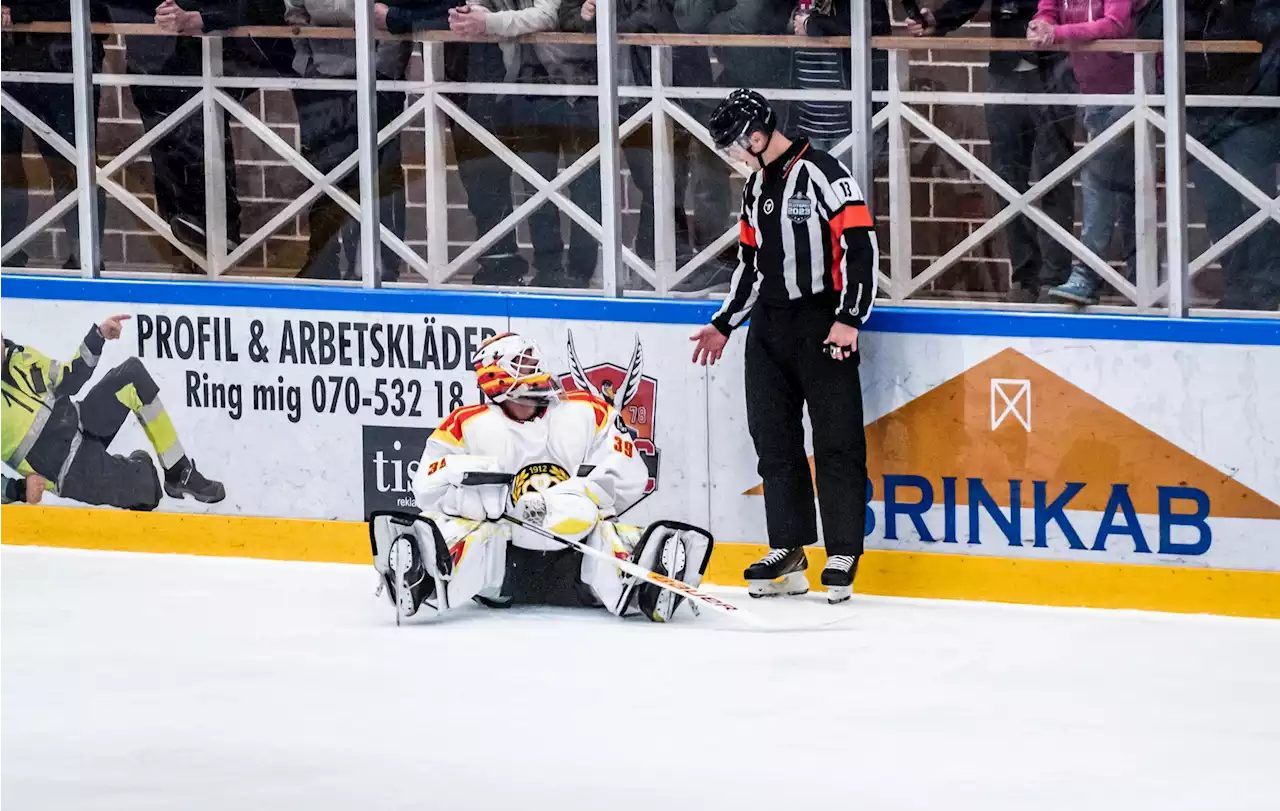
[3,277,1279,617]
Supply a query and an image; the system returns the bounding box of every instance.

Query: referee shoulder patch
[802,154,865,218]
[830,201,874,231]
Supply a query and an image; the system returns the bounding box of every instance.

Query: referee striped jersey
[711,138,878,335]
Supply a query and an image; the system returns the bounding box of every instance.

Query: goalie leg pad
[575,521,639,614]
[369,511,509,620]
[623,521,715,622]
[370,512,448,617]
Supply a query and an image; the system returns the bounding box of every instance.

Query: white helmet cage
[472,332,561,404]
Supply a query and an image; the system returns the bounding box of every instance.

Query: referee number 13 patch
[832,178,858,203]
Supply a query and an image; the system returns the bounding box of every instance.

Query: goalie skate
[744,547,810,599]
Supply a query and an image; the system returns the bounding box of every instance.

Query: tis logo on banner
[362,425,428,517]
[559,330,660,504]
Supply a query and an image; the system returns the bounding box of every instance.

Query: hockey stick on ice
[503,511,764,626]
[462,472,840,631]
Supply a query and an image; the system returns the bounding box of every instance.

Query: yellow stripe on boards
[1,505,368,564]
[3,507,1278,619]
[703,543,1280,620]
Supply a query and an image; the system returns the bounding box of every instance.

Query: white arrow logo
[990,378,1032,432]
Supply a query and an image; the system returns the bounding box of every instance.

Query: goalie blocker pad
[621,521,715,622]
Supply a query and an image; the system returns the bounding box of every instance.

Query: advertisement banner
[1,300,503,520]
[708,333,1280,571]
[5,290,1278,577]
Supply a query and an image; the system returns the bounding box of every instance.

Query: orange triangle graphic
[745,348,1280,520]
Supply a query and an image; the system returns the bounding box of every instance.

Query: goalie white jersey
[370,330,712,625]
[414,391,649,523]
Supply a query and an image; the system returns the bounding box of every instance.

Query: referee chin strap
[741,126,776,170]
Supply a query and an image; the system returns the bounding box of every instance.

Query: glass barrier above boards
[86,0,388,282]
[2,1,103,275]
[3,1,1275,317]
[1158,0,1279,314]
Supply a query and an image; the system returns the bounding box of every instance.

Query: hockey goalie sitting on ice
[370,332,714,623]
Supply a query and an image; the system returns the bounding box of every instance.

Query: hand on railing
[155,0,203,36]
[1,5,11,29]
[449,4,490,36]
[283,7,310,29]
[581,0,597,22]
[905,8,937,37]
[1026,19,1055,48]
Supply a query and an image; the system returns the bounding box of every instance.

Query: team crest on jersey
[786,192,813,223]
[510,462,572,508]
[560,330,661,507]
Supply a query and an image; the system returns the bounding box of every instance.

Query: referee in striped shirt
[690,89,878,604]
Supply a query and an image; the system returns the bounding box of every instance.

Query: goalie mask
[472,332,559,404]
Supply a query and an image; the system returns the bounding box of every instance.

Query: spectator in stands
[286,0,410,282]
[677,0,792,93]
[788,0,904,171]
[560,0,700,285]
[909,0,1077,303]
[375,1,530,286]
[1138,0,1279,310]
[450,0,601,289]
[109,0,293,264]
[1028,0,1137,307]
[1,1,106,271]
[670,0,770,291]
[789,0,854,155]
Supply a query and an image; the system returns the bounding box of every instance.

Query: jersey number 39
[612,436,635,458]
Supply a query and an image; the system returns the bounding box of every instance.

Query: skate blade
[747,571,810,599]
[390,538,416,625]
[825,585,852,604]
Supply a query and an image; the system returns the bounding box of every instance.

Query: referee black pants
[745,303,868,557]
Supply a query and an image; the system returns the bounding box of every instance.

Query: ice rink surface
[3,546,1279,811]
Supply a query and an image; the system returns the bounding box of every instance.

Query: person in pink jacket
[1028,0,1137,305]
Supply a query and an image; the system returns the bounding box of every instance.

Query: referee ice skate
[690,89,878,604]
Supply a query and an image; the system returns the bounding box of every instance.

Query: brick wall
[5,26,1221,299]
[10,35,660,282]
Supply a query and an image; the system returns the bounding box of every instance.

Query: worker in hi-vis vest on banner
[2,315,224,509]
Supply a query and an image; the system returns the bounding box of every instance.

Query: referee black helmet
[709,89,777,151]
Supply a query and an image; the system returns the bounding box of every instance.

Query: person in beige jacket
[286,0,412,281]
[451,0,602,289]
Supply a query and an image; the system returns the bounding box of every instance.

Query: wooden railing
[2,20,1274,315]
[4,22,1265,53]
